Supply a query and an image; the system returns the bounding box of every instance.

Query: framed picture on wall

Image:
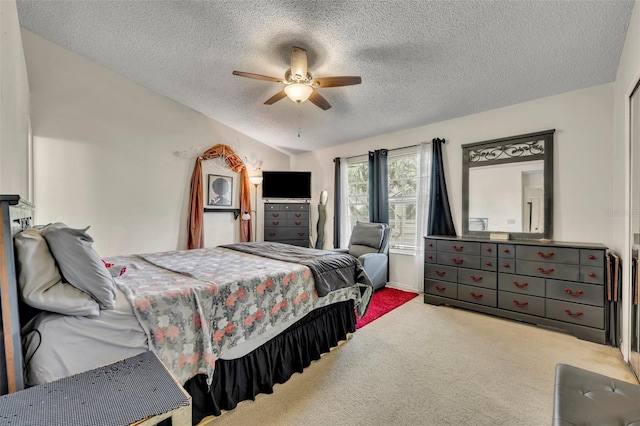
[207,174,233,207]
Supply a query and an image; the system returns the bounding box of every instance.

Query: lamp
[284,84,313,103]
[249,175,263,241]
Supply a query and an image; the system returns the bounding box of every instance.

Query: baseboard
[386,281,422,294]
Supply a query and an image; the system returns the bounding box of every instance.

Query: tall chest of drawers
[424,236,608,344]
[263,203,310,247]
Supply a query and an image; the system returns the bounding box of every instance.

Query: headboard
[0,195,33,395]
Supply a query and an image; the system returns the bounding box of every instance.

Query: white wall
[613,0,640,363]
[0,0,30,198]
[22,30,290,256]
[293,83,615,291]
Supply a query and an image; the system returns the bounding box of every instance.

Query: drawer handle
[272,221,280,225]
[297,232,304,236]
[428,242,433,247]
[564,309,584,318]
[451,257,464,265]
[537,250,554,259]
[470,292,483,299]
[295,221,302,225]
[485,261,492,266]
[295,213,302,217]
[272,213,280,217]
[435,270,446,277]
[452,244,464,252]
[435,285,446,293]
[513,299,529,308]
[268,232,276,236]
[564,287,583,297]
[485,247,492,252]
[503,263,510,268]
[588,255,596,260]
[503,248,510,253]
[427,255,433,260]
[513,281,528,289]
[470,275,483,282]
[537,266,554,275]
[588,272,596,278]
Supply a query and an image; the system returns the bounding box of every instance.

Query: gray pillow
[14,228,100,317]
[350,221,385,249]
[42,225,116,310]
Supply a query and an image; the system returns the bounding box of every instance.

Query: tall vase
[315,191,328,249]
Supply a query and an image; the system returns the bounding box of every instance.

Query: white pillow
[14,228,100,317]
[42,224,116,310]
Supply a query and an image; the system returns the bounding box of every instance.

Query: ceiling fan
[232,46,361,110]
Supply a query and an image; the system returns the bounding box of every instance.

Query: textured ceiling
[16,1,634,154]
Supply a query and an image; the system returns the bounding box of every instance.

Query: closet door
[630,84,640,380]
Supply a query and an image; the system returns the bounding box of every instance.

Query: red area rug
[356,287,419,329]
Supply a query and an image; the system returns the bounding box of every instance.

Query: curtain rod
[342,139,441,160]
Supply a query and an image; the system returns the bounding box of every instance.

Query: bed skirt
[182,299,356,424]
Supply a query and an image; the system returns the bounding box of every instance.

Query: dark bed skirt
[182,300,356,424]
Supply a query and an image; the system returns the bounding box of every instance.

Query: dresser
[264,203,310,247]
[424,236,608,344]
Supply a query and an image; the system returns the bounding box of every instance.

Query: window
[346,155,369,230]
[345,147,422,251]
[387,147,418,251]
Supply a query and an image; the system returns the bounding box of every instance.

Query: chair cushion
[349,222,385,250]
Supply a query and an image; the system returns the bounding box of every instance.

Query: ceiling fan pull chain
[298,103,302,138]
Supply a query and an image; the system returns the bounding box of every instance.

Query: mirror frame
[462,129,554,240]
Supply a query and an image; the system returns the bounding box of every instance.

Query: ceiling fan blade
[232,71,284,83]
[264,90,288,105]
[312,76,362,88]
[290,46,308,80]
[308,91,332,110]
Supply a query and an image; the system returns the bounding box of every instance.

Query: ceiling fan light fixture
[284,83,313,103]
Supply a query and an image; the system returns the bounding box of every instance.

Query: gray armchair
[336,221,390,291]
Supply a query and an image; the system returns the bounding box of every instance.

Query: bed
[0,195,372,424]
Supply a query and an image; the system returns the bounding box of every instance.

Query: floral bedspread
[108,247,364,385]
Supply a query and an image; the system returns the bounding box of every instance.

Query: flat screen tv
[261,171,311,199]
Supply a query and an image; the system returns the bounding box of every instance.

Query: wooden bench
[0,351,191,425]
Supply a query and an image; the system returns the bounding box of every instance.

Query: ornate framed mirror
[462,129,554,240]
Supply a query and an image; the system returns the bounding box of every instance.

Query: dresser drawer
[437,240,480,255]
[580,249,605,267]
[580,267,605,285]
[546,280,604,307]
[424,251,437,263]
[498,291,545,317]
[498,273,545,297]
[498,259,516,273]
[424,238,437,251]
[516,260,579,281]
[266,219,285,227]
[287,211,309,220]
[287,218,308,227]
[424,280,457,298]
[437,252,480,269]
[281,204,309,212]
[498,244,515,258]
[265,204,281,210]
[481,243,497,257]
[265,210,285,219]
[516,246,579,264]
[458,284,497,307]
[424,264,457,283]
[481,257,497,271]
[457,268,497,289]
[546,299,604,329]
[265,228,309,240]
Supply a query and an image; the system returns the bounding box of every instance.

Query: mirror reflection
[469,160,544,233]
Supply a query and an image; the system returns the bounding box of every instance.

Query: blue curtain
[333,157,342,248]
[428,138,456,236]
[368,149,389,224]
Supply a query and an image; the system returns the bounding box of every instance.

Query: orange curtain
[187,144,251,249]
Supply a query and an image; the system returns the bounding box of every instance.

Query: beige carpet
[202,295,637,426]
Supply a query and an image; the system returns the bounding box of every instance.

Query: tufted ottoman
[553,363,640,426]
